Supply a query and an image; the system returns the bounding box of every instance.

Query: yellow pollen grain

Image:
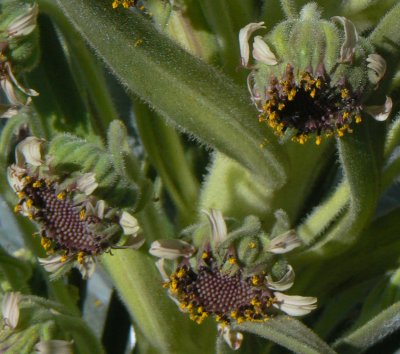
[315,79,322,88]
[315,136,322,145]
[14,205,22,213]
[310,88,316,98]
[41,237,52,250]
[337,129,344,137]
[288,88,297,101]
[278,103,285,111]
[197,306,204,314]
[134,39,143,47]
[237,317,245,324]
[177,268,186,278]
[25,176,31,183]
[298,135,306,144]
[61,255,68,263]
[17,192,24,199]
[355,115,362,124]
[112,0,119,8]
[27,213,33,220]
[57,191,66,200]
[251,276,260,286]
[32,180,42,188]
[79,209,86,221]
[269,111,277,120]
[342,111,350,120]
[341,88,349,99]
[248,242,256,249]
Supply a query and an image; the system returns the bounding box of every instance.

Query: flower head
[240,4,391,145]
[8,137,144,278]
[151,209,316,349]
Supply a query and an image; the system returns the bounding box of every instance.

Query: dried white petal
[150,239,195,259]
[203,209,227,247]
[0,105,19,119]
[1,77,23,106]
[273,292,317,316]
[15,136,44,167]
[239,22,265,67]
[332,16,359,63]
[38,255,73,273]
[7,4,39,38]
[252,36,278,65]
[267,230,302,254]
[76,173,98,195]
[266,265,295,291]
[34,340,73,354]
[6,62,39,97]
[155,258,170,282]
[76,256,96,279]
[367,54,386,86]
[119,211,140,235]
[364,96,393,121]
[2,292,20,329]
[95,200,105,219]
[218,324,243,351]
[7,165,26,192]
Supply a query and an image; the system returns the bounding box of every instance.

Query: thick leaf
[334,301,400,353]
[54,0,289,189]
[236,316,336,354]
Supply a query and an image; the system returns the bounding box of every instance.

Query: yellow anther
[269,111,277,120]
[14,205,22,213]
[201,251,209,259]
[27,213,33,220]
[288,88,297,101]
[298,135,306,144]
[112,0,119,8]
[278,103,285,111]
[32,180,42,188]
[228,257,237,265]
[187,303,193,311]
[177,268,186,278]
[251,298,261,306]
[342,111,350,120]
[25,176,31,183]
[60,255,68,263]
[57,191,66,200]
[315,136,322,146]
[237,317,245,324]
[197,307,204,314]
[41,237,52,251]
[337,130,344,137]
[251,276,260,286]
[79,209,86,221]
[26,199,33,208]
[341,88,349,99]
[230,311,238,319]
[77,251,85,264]
[355,115,362,124]
[310,88,316,98]
[180,303,187,310]
[17,192,24,199]
[315,79,322,88]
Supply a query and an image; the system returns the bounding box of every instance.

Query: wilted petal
[150,239,195,259]
[94,200,105,219]
[364,96,392,122]
[267,230,302,254]
[2,292,20,329]
[1,77,23,106]
[203,209,227,247]
[15,136,44,167]
[266,265,295,291]
[118,233,145,249]
[155,258,170,282]
[7,4,39,38]
[38,254,73,273]
[119,211,140,235]
[7,165,26,192]
[34,340,73,354]
[76,173,98,195]
[218,324,243,350]
[0,105,20,119]
[367,54,386,86]
[6,62,39,97]
[239,22,265,67]
[76,256,96,279]
[252,36,278,65]
[273,292,317,316]
[332,16,359,63]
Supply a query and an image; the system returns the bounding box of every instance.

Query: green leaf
[236,316,337,354]
[54,0,289,189]
[333,301,400,353]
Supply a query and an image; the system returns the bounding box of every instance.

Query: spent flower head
[240,4,392,145]
[8,137,144,279]
[150,209,316,349]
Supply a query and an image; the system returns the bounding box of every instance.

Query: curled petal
[7,165,26,192]
[76,173,98,195]
[150,239,195,259]
[203,209,227,247]
[1,77,23,106]
[364,96,393,121]
[6,62,39,97]
[273,292,317,316]
[252,36,278,65]
[7,4,39,38]
[332,16,359,63]
[218,324,243,351]
[119,211,140,235]
[367,54,386,86]
[38,254,74,274]
[239,22,265,67]
[118,233,145,249]
[34,340,73,354]
[267,230,302,254]
[76,256,96,279]
[15,136,44,167]
[266,265,295,291]
[2,292,20,329]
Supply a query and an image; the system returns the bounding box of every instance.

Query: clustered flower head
[8,137,144,278]
[0,1,39,118]
[150,209,317,349]
[240,4,392,145]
